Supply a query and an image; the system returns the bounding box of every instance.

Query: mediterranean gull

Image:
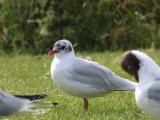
[48,39,137,111]
[0,90,58,117]
[121,50,160,119]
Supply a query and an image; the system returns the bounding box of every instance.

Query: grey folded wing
[148,81,160,103]
[70,57,136,91]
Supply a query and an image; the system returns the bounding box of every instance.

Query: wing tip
[52,102,58,105]
[14,94,48,101]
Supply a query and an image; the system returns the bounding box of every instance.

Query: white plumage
[121,50,160,119]
[0,90,57,117]
[49,39,137,111]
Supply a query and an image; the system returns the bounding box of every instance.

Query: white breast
[51,58,71,88]
[135,83,160,119]
[51,58,83,97]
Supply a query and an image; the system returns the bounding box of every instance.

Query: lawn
[0,49,158,120]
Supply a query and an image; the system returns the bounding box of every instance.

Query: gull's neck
[132,50,160,83]
[138,60,160,84]
[54,51,75,60]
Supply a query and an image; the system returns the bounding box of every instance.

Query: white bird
[121,50,160,119]
[0,90,58,117]
[48,39,137,111]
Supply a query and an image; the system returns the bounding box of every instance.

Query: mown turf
[0,49,158,120]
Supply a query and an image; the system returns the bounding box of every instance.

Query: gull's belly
[54,73,79,95]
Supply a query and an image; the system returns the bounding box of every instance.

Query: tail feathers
[14,94,47,101]
[27,102,58,107]
[111,76,138,91]
[16,108,49,115]
[114,81,137,91]
[115,89,134,91]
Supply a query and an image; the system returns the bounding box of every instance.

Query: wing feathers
[72,57,137,91]
[14,94,47,101]
[27,101,58,107]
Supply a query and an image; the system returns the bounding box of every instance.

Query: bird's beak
[48,49,58,56]
[134,71,139,83]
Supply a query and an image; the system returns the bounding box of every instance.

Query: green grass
[1,49,159,120]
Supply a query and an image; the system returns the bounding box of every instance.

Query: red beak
[48,49,58,56]
[134,71,139,83]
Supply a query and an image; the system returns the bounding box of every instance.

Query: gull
[0,90,58,117]
[121,50,160,119]
[48,39,137,111]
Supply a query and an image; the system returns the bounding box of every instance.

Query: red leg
[83,98,88,112]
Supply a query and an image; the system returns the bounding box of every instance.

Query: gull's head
[120,51,140,82]
[121,50,159,83]
[48,39,74,57]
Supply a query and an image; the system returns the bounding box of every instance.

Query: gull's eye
[59,46,65,50]
[128,66,133,71]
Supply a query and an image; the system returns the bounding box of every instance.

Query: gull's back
[0,90,27,116]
